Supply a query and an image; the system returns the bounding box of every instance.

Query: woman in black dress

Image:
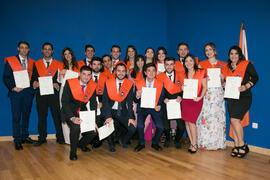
[222,46,258,158]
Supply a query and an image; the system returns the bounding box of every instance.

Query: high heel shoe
[189,144,198,154]
[231,146,239,157]
[237,144,249,158]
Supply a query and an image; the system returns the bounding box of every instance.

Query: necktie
[117,82,122,116]
[87,60,91,66]
[148,83,151,88]
[169,75,172,80]
[22,59,26,70]
[94,75,98,83]
[81,85,85,93]
[46,61,50,69]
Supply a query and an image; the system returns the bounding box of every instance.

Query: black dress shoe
[134,144,145,152]
[56,139,65,144]
[22,137,36,144]
[34,140,47,147]
[92,140,102,149]
[164,140,170,148]
[174,141,181,149]
[151,144,162,151]
[80,147,91,152]
[70,153,77,161]
[109,147,116,153]
[15,142,23,150]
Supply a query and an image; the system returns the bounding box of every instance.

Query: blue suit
[3,56,35,143]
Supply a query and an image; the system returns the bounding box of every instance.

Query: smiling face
[17,43,30,58]
[178,45,189,59]
[205,45,216,59]
[91,60,102,73]
[115,65,126,80]
[85,47,95,60]
[136,58,145,70]
[80,70,92,84]
[157,49,166,62]
[164,60,175,74]
[145,48,154,59]
[42,45,53,59]
[184,56,195,71]
[103,56,112,70]
[64,50,72,63]
[229,49,240,64]
[127,47,135,59]
[111,47,121,60]
[145,66,156,80]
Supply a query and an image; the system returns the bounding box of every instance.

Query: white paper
[166,99,181,119]
[140,87,156,108]
[98,120,115,140]
[224,76,241,99]
[183,79,198,99]
[13,70,30,88]
[61,70,79,87]
[158,63,165,73]
[38,76,54,96]
[207,68,221,88]
[80,110,96,133]
[96,97,101,116]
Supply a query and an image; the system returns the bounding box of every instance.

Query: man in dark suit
[134,63,165,152]
[3,41,36,150]
[157,57,185,149]
[102,62,136,153]
[31,42,64,146]
[77,44,95,67]
[61,65,98,161]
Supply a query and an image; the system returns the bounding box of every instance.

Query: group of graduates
[3,41,258,161]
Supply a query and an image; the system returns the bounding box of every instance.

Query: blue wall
[1,0,269,149]
[167,0,270,149]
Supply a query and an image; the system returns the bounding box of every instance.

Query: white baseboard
[0,134,56,141]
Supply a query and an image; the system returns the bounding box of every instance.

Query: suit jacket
[3,55,35,96]
[102,82,135,120]
[61,81,97,122]
[164,71,183,99]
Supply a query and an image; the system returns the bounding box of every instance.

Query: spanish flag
[229,22,250,139]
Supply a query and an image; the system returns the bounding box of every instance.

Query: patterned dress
[197,60,226,150]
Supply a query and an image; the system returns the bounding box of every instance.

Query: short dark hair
[101,54,111,63]
[42,42,53,50]
[80,65,92,73]
[143,63,156,78]
[111,45,121,52]
[164,57,175,63]
[85,44,95,52]
[91,57,102,65]
[18,41,30,48]
[177,42,189,50]
[115,62,126,71]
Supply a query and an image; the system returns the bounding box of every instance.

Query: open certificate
[140,87,156,108]
[64,70,78,80]
[207,68,221,88]
[166,99,181,119]
[183,79,198,99]
[98,120,115,140]
[224,76,242,99]
[38,76,54,96]
[13,70,30,88]
[79,110,96,133]
[157,63,165,73]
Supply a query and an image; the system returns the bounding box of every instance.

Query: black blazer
[101,83,135,120]
[164,71,183,99]
[61,81,97,122]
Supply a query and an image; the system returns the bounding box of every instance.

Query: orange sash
[157,72,183,95]
[104,67,115,79]
[135,78,163,106]
[199,60,227,75]
[223,60,250,139]
[67,78,97,103]
[5,56,35,80]
[35,59,61,77]
[78,60,86,70]
[175,61,185,73]
[106,78,133,102]
[96,72,107,95]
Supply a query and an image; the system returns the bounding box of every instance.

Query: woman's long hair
[183,54,199,77]
[124,45,137,64]
[131,55,145,79]
[227,46,246,70]
[62,47,78,70]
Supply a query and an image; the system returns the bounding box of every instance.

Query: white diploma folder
[98,120,115,140]
[38,76,54,96]
[13,70,30,88]
[183,79,198,99]
[79,110,96,133]
[157,63,165,73]
[224,76,242,99]
[140,87,156,108]
[207,68,221,88]
[96,97,101,116]
[166,99,181,119]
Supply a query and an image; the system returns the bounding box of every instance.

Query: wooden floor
[0,140,269,180]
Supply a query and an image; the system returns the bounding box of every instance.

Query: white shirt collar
[19,55,27,62]
[146,78,155,88]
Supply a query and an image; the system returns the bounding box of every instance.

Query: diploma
[157,63,165,73]
[79,110,96,133]
[207,68,221,88]
[183,79,198,99]
[166,99,181,119]
[98,120,115,140]
[61,70,79,87]
[13,70,30,88]
[96,97,101,116]
[140,87,156,108]
[224,76,241,99]
[38,76,54,96]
